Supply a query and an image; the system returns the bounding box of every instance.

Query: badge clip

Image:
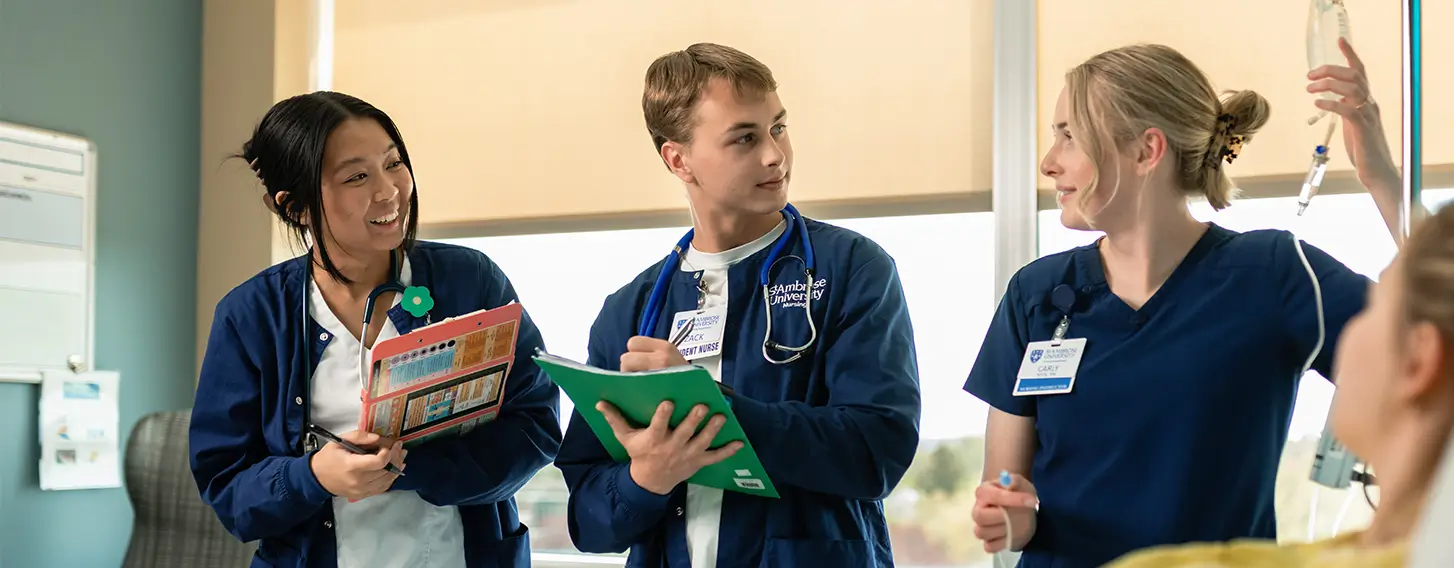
[1051,316,1070,346]
[1049,284,1076,347]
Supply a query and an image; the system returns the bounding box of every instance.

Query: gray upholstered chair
[122,410,255,568]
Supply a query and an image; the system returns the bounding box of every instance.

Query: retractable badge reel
[1013,285,1088,396]
[670,275,727,362]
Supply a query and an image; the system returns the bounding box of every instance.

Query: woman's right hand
[972,472,1040,553]
[309,430,405,500]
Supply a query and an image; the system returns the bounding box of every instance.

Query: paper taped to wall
[38,370,120,490]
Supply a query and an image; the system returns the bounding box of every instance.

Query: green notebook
[532,350,779,498]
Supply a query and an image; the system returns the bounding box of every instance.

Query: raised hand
[1307,37,1398,192]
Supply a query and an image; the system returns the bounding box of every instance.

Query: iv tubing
[1332,487,1357,536]
[1293,131,1329,539]
[1297,121,1339,216]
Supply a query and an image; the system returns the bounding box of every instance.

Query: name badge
[671,306,727,361]
[1013,338,1086,396]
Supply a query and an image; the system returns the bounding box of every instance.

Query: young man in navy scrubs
[553,43,923,567]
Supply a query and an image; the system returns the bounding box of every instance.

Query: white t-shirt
[308,257,466,568]
[679,220,786,568]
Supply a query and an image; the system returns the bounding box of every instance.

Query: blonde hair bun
[1066,44,1270,211]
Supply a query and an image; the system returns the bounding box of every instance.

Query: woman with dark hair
[188,91,562,567]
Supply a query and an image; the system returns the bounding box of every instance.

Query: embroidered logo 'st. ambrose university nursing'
[767,277,827,309]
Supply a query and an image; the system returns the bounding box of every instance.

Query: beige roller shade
[334,1,993,231]
[197,0,314,377]
[1037,0,1453,194]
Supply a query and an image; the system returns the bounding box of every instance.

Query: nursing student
[189,92,562,567]
[965,40,1413,567]
[553,43,922,567]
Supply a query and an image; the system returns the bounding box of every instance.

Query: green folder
[532,350,779,498]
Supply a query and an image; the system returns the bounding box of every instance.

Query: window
[1038,189,1454,542]
[833,213,997,566]
[450,225,688,562]
[444,211,1000,566]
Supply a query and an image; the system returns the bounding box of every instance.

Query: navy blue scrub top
[965,223,1370,568]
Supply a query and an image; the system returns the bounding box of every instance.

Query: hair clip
[1220,135,1245,164]
[1216,113,1237,131]
[1207,114,1243,167]
[247,158,267,187]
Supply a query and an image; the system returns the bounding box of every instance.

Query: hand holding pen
[307,424,407,500]
[620,317,696,373]
[973,470,1039,554]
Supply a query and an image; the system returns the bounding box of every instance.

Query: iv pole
[1400,0,1421,238]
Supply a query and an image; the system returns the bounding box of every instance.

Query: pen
[307,424,405,476]
[670,317,696,347]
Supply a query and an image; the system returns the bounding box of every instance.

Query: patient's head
[1332,204,1454,466]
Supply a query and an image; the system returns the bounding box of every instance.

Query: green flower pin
[402,286,434,318]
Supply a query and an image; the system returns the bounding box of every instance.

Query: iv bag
[1306,0,1352,123]
[1307,0,1351,72]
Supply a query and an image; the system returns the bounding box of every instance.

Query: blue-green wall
[0,1,202,566]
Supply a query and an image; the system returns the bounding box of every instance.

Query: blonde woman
[1107,199,1454,567]
[964,40,1409,567]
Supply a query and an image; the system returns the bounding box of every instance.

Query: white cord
[1292,230,1327,543]
[994,470,1021,558]
[1291,235,1326,377]
[1332,486,1356,536]
[1002,507,1014,554]
[1309,485,1320,541]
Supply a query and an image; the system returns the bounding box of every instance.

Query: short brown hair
[642,43,777,151]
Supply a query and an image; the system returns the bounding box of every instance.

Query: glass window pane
[448,226,690,559]
[829,213,997,566]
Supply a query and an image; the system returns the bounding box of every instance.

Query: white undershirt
[680,220,786,568]
[308,257,466,568]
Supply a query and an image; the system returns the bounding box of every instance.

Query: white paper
[38,370,121,490]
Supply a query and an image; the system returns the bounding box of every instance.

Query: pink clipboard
[359,303,523,445]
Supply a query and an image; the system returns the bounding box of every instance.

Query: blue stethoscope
[299,250,431,451]
[639,204,818,365]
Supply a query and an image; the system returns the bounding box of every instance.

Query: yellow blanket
[1105,532,1406,567]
